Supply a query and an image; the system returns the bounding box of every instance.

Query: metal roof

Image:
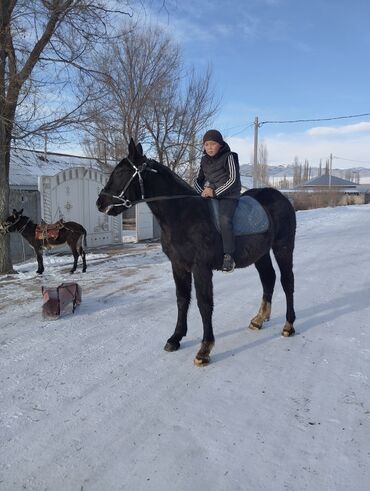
[301,174,358,187]
[9,147,114,189]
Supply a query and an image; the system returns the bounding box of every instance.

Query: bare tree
[79,24,218,181]
[303,159,311,182]
[277,175,290,189]
[252,142,269,187]
[0,0,133,274]
[146,66,217,180]
[318,159,322,177]
[80,25,180,160]
[292,156,303,187]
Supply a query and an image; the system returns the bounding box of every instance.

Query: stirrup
[222,254,235,273]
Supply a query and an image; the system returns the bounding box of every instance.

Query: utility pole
[253,116,259,188]
[329,153,332,189]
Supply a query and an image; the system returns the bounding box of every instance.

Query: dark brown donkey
[1,209,87,274]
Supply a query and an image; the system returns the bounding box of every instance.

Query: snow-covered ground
[1,205,370,491]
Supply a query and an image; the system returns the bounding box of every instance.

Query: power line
[225,123,254,136]
[224,111,370,138]
[260,112,370,126]
[333,155,370,165]
[223,122,252,132]
[227,122,254,137]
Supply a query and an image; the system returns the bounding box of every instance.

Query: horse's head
[96,138,147,216]
[0,209,24,233]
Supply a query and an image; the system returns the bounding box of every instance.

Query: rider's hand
[201,187,214,198]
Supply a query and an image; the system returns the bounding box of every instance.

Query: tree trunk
[0,120,15,274]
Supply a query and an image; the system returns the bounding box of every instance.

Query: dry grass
[289,191,352,211]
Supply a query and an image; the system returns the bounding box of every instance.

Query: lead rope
[21,235,26,262]
[16,217,30,264]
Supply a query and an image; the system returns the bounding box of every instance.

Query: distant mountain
[240,164,370,184]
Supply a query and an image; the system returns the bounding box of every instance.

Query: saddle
[209,196,270,236]
[42,282,82,320]
[35,219,64,241]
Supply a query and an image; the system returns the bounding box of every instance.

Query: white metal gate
[38,166,122,248]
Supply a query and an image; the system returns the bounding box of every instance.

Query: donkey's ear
[128,137,136,158]
[136,143,143,157]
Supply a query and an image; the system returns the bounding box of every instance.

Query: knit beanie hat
[202,129,224,145]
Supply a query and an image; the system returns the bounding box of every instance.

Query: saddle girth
[35,220,64,241]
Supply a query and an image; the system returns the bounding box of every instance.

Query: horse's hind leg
[193,265,215,366]
[79,242,87,273]
[249,253,276,330]
[273,245,295,336]
[164,266,192,352]
[69,245,79,274]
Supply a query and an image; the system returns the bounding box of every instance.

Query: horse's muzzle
[96,193,130,215]
[96,195,108,213]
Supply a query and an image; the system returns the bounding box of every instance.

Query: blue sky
[144,0,370,168]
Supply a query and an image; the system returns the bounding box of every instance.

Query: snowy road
[1,205,370,490]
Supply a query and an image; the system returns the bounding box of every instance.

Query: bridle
[0,214,29,234]
[101,157,157,211]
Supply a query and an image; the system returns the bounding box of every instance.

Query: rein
[18,217,32,234]
[101,157,234,211]
[100,190,204,208]
[101,157,203,211]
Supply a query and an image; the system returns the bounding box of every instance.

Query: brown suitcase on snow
[41,282,82,319]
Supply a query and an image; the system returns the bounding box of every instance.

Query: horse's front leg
[35,247,44,275]
[193,265,214,366]
[164,265,192,352]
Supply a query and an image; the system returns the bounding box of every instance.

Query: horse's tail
[76,228,87,250]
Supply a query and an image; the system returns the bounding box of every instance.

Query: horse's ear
[128,138,136,158]
[19,208,23,215]
[12,209,17,215]
[136,143,143,157]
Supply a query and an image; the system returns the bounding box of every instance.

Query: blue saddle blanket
[209,196,270,236]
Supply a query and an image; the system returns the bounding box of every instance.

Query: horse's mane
[146,158,198,195]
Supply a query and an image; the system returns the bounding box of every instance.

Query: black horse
[1,209,87,274]
[97,139,296,365]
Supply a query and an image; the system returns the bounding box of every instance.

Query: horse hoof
[69,270,75,274]
[193,341,214,366]
[193,356,210,366]
[282,324,295,337]
[164,341,180,352]
[249,321,262,330]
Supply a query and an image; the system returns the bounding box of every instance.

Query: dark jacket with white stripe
[194,142,241,198]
